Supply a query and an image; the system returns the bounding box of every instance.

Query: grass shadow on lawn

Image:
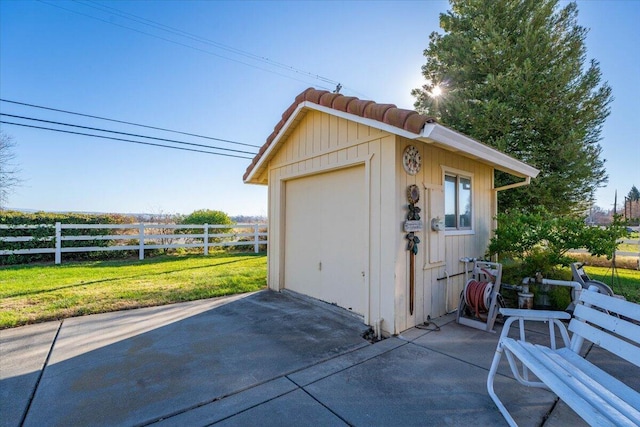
[3,257,253,298]
[0,253,267,328]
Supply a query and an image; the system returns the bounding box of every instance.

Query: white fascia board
[243,103,309,184]
[245,101,539,183]
[420,123,540,178]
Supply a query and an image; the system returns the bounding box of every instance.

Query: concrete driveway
[2,290,638,426]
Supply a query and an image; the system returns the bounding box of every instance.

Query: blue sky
[0,0,638,216]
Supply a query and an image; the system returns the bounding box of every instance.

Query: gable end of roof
[243,88,437,182]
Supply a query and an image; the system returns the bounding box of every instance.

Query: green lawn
[584,265,640,303]
[0,253,267,329]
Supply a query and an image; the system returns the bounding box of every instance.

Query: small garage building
[244,88,539,335]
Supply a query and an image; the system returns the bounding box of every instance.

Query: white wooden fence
[568,238,640,269]
[617,238,640,258]
[0,223,268,264]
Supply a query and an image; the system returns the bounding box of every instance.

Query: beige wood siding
[263,107,498,334]
[395,138,496,329]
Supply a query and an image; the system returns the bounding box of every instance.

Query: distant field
[0,253,267,329]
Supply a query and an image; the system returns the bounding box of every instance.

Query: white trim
[421,124,539,179]
[364,153,373,326]
[445,229,476,237]
[442,166,475,233]
[441,165,475,179]
[270,133,384,171]
[244,103,309,184]
[245,102,540,184]
[277,154,372,182]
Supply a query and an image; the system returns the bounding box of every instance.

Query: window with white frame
[444,172,472,230]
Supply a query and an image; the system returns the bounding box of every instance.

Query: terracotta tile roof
[244,88,437,182]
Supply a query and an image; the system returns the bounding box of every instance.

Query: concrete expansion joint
[406,340,495,375]
[141,376,295,426]
[289,339,409,388]
[202,386,297,427]
[155,340,406,425]
[20,320,63,427]
[297,386,353,427]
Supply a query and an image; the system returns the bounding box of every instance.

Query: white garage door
[284,165,366,316]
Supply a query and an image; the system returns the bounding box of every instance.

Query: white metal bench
[487,286,640,426]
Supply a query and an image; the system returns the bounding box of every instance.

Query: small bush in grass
[181,209,234,247]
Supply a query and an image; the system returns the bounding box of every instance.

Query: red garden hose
[464,279,493,320]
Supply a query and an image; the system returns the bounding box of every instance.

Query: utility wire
[78,0,339,85]
[79,1,371,99]
[0,113,257,155]
[37,0,335,92]
[0,98,260,149]
[0,121,254,160]
[79,0,371,98]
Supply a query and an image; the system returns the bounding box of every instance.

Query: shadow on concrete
[3,291,638,427]
[1,291,368,427]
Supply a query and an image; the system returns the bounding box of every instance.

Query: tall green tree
[628,185,640,202]
[412,0,612,214]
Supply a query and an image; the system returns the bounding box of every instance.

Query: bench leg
[487,344,519,427]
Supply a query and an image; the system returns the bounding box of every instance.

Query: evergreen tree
[412,0,612,214]
[628,185,640,202]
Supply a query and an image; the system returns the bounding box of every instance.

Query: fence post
[139,223,145,260]
[55,222,61,264]
[254,224,259,254]
[204,223,209,255]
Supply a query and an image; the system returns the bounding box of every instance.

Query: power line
[0,120,254,159]
[0,98,260,149]
[76,1,370,99]
[0,113,257,155]
[37,0,335,92]
[78,0,340,86]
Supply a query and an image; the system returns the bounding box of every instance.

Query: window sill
[445,229,475,236]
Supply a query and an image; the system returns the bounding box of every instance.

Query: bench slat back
[580,290,640,321]
[573,304,640,344]
[569,321,640,367]
[569,290,640,367]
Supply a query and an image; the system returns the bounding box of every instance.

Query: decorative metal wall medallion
[402,145,421,175]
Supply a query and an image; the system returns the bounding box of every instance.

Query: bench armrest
[500,308,571,321]
[498,308,571,349]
